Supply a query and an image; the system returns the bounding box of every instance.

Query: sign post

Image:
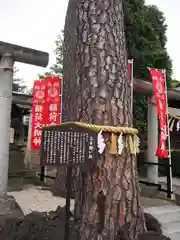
[64,163,72,240]
[40,123,98,240]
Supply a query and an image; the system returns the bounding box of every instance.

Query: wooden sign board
[40,123,98,170]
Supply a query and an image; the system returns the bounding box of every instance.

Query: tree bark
[56,0,146,239]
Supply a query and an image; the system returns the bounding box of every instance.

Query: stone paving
[7,184,173,215]
[8,185,75,215]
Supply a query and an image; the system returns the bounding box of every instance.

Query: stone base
[0,195,24,227]
[140,183,159,198]
[175,193,180,206]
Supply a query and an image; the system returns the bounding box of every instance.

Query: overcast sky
[0,0,179,88]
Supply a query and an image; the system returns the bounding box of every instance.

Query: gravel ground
[7,185,75,215]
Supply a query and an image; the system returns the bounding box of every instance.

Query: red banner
[31,76,61,150]
[128,59,133,83]
[43,76,61,126]
[31,81,46,150]
[148,68,169,158]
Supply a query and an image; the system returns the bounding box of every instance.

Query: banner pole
[128,59,134,125]
[131,59,134,121]
[163,69,173,199]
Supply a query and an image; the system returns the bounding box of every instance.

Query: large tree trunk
[55,0,146,239]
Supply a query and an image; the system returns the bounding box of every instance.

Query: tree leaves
[13,68,27,93]
[51,33,64,75]
[124,1,173,132]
